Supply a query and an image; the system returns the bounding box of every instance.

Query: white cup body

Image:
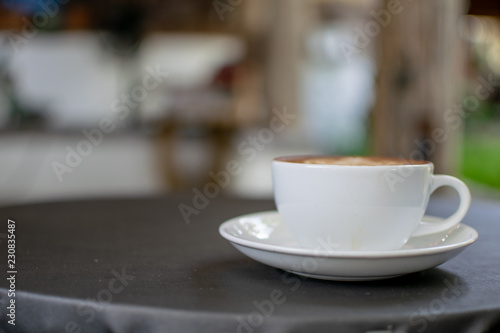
[272,158,434,251]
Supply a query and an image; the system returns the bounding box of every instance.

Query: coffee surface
[276,156,429,166]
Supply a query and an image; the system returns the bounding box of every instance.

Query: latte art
[275,156,429,166]
[303,157,409,166]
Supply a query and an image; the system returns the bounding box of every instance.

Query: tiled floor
[0,130,319,205]
[0,132,161,204]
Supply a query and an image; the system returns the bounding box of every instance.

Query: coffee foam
[276,156,429,166]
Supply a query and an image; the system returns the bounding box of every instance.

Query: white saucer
[219,211,478,281]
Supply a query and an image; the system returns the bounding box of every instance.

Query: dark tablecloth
[0,195,499,333]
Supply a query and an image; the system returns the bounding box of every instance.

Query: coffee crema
[275,156,430,166]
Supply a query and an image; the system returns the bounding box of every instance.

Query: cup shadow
[193,258,469,313]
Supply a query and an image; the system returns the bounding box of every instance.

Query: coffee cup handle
[412,175,471,237]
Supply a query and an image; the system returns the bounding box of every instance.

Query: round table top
[1,195,499,333]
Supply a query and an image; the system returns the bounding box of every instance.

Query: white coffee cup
[272,156,471,251]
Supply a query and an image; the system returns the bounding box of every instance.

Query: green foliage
[461,133,500,189]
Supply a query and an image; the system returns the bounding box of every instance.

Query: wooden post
[265,0,311,121]
[372,0,467,174]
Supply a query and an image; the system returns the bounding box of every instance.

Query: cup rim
[273,155,433,167]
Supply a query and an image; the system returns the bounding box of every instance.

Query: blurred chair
[137,33,264,190]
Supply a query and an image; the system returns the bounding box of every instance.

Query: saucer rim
[218,211,478,259]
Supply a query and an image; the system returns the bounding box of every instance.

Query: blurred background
[0,0,499,205]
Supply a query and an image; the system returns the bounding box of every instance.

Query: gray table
[0,195,499,332]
